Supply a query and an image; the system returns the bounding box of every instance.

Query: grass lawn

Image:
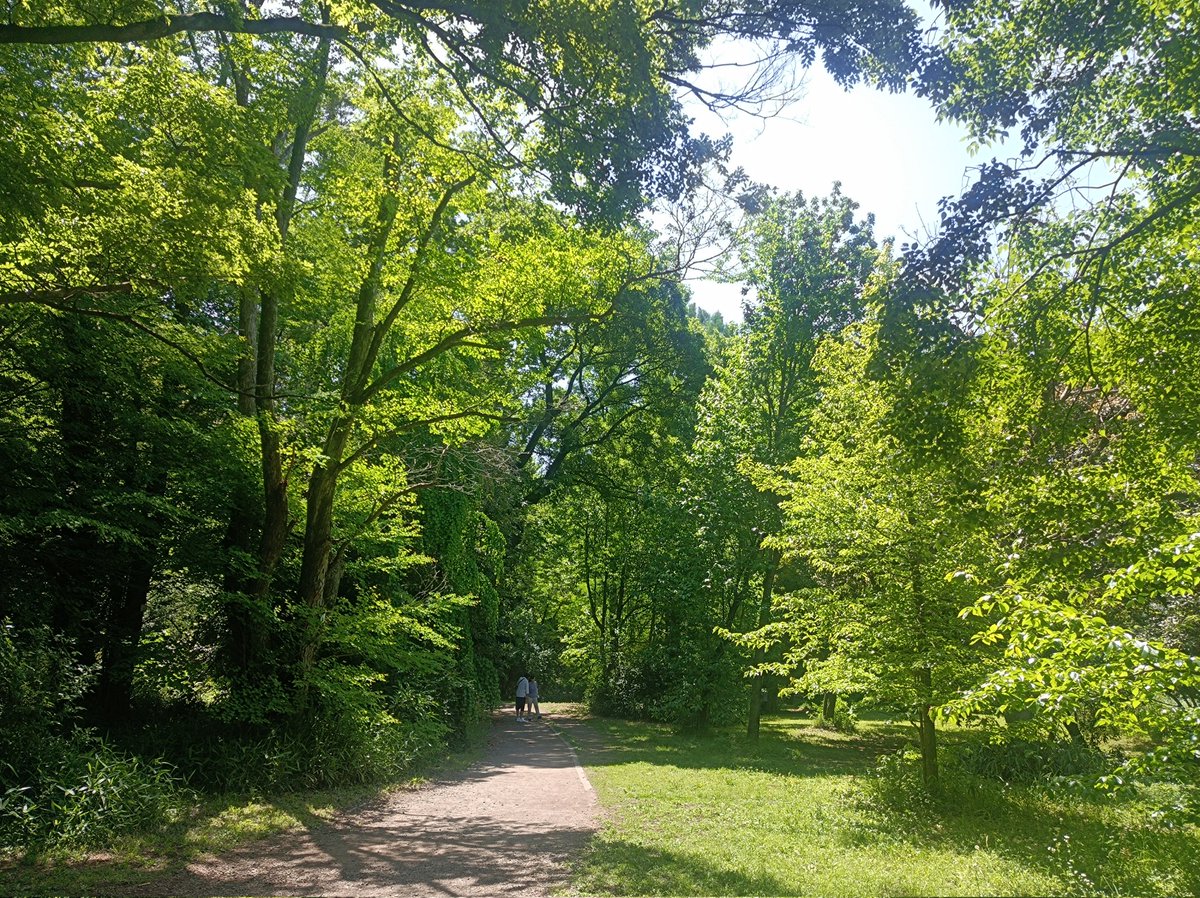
[563,711,1200,897]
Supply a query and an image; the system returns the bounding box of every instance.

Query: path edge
[544,718,594,794]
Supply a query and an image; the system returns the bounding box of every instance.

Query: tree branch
[360,312,594,404]
[12,299,236,394]
[337,408,513,472]
[354,174,477,399]
[0,14,349,45]
[0,282,133,305]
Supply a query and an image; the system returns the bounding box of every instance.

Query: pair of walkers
[515,675,540,721]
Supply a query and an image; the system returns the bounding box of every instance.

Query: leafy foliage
[3,0,1200,860]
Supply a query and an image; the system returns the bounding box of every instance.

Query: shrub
[816,703,858,733]
[0,621,90,785]
[0,622,187,854]
[951,737,1108,784]
[135,690,451,795]
[585,644,747,729]
[0,730,187,853]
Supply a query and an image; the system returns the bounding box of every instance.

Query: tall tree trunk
[285,168,473,672]
[293,152,407,676]
[296,421,353,674]
[746,548,780,741]
[250,35,331,604]
[96,551,155,720]
[252,420,289,598]
[910,551,938,786]
[917,665,938,786]
[93,365,171,721]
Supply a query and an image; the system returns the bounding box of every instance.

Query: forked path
[124,713,598,897]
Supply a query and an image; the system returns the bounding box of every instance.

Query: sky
[680,51,1019,322]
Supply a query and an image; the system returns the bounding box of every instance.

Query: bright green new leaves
[2,0,926,222]
[760,322,985,718]
[950,536,1200,807]
[732,187,880,463]
[1,45,273,300]
[927,170,1200,800]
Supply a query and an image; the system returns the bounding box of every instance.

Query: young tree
[936,216,1200,803]
[752,320,985,783]
[706,188,881,739]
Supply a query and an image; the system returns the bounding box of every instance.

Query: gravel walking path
[121,712,599,897]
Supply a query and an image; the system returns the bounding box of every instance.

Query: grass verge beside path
[560,711,1200,897]
[0,730,492,896]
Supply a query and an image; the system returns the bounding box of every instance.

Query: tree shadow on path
[87,712,598,898]
[574,838,798,897]
[116,815,596,897]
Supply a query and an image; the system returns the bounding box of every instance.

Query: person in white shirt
[515,675,529,721]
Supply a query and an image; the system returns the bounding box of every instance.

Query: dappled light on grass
[0,783,389,895]
[183,795,340,852]
[569,714,1200,897]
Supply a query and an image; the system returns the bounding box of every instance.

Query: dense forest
[1,0,1198,854]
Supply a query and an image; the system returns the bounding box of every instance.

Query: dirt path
[123,713,599,897]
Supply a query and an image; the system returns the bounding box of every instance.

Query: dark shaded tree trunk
[746,549,780,741]
[917,665,938,786]
[95,551,155,720]
[221,496,267,674]
[252,422,289,599]
[822,692,838,721]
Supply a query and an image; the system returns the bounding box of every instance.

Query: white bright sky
[680,38,1021,322]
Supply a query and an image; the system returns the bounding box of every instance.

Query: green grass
[564,712,1200,897]
[0,735,491,896]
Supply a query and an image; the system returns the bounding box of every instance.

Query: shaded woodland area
[1,0,1199,857]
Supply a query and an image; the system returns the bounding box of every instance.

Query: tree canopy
[3,0,1200,856]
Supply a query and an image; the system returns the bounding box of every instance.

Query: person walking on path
[516,675,529,721]
[527,678,541,719]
